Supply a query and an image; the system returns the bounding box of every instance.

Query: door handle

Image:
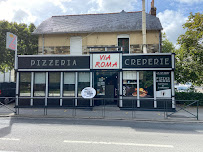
[115,88,118,96]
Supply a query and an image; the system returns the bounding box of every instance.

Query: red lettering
[100,55,111,60]
[112,62,117,67]
[101,62,105,67]
[106,55,110,60]
[100,55,105,60]
[95,62,100,67]
[105,62,111,67]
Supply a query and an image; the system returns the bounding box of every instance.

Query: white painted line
[64,140,174,148]
[0,138,20,141]
[0,151,19,152]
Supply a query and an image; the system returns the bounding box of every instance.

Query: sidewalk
[0,103,203,122]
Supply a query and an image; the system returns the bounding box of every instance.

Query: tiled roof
[33,11,163,35]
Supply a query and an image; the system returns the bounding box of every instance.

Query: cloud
[12,9,37,23]
[175,0,203,4]
[0,0,140,25]
[157,10,187,45]
[93,0,138,13]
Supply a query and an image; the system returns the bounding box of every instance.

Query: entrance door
[94,71,119,105]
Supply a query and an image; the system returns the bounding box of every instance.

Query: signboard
[156,71,171,98]
[6,32,17,51]
[81,87,96,99]
[18,56,90,69]
[93,53,120,69]
[122,55,172,69]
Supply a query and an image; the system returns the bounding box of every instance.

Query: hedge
[175,92,203,106]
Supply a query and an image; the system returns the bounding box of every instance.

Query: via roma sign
[92,53,120,69]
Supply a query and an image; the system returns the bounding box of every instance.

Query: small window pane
[49,72,60,96]
[139,71,154,98]
[123,71,137,97]
[78,72,90,96]
[20,72,31,96]
[118,38,129,54]
[63,72,75,96]
[34,72,46,96]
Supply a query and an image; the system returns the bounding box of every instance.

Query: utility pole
[142,0,147,54]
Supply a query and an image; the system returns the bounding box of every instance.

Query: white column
[16,72,19,106]
[75,72,78,106]
[45,72,48,106]
[137,71,140,107]
[30,72,34,106]
[119,71,123,107]
[60,72,63,106]
[153,71,157,108]
[171,71,175,108]
[90,72,93,106]
[119,52,123,107]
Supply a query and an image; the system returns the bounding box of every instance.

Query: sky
[0,0,202,46]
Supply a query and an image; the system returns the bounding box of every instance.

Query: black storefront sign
[156,71,171,91]
[122,55,172,68]
[18,56,90,69]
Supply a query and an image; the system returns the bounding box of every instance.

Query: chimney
[149,0,156,16]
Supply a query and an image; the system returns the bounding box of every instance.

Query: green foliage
[0,21,38,72]
[175,92,203,106]
[162,33,175,53]
[175,12,203,86]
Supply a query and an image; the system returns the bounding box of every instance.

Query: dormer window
[118,34,129,54]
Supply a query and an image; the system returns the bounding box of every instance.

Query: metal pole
[197,100,199,120]
[142,0,147,54]
[14,38,18,70]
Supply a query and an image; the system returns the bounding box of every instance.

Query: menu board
[97,77,105,95]
[156,71,171,91]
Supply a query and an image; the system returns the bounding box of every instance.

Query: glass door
[94,71,119,105]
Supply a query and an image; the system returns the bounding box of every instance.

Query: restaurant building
[16,6,175,110]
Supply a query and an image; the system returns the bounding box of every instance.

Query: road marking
[64,140,174,148]
[0,138,20,141]
[0,151,19,152]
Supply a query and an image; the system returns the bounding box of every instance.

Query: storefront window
[19,72,31,96]
[63,72,75,96]
[139,71,154,98]
[123,71,137,97]
[78,72,90,96]
[34,72,46,96]
[49,72,60,96]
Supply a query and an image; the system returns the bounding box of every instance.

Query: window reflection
[139,71,154,98]
[19,72,31,96]
[78,72,90,96]
[49,72,60,96]
[123,71,137,97]
[63,72,75,96]
[34,72,46,96]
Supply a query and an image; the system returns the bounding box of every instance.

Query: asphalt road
[0,117,203,152]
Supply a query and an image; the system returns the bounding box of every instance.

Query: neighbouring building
[16,3,175,110]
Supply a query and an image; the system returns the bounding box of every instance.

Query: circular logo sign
[81,87,96,99]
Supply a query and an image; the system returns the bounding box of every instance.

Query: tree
[175,12,203,86]
[162,33,175,53]
[0,21,38,72]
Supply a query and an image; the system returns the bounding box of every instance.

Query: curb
[1,114,203,123]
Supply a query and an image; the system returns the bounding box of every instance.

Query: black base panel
[62,99,75,106]
[33,99,45,106]
[77,99,90,107]
[18,99,30,106]
[47,99,60,106]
